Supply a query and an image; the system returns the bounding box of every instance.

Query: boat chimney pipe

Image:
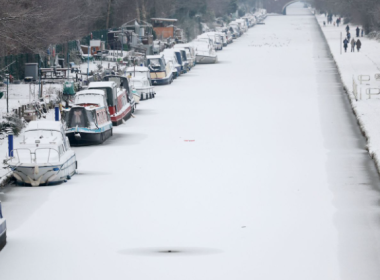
[55,104,59,121]
[8,132,13,157]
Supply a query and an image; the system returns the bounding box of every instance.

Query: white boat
[0,201,6,250]
[129,77,155,100]
[198,33,223,50]
[192,40,218,64]
[9,121,77,186]
[163,49,182,77]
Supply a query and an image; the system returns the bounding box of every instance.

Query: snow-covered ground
[316,13,380,173]
[1,3,380,279]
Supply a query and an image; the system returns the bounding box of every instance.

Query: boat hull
[111,107,132,126]
[151,74,173,85]
[196,55,218,64]
[10,154,77,186]
[66,129,112,146]
[136,87,155,100]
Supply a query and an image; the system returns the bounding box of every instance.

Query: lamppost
[5,73,9,113]
[87,33,92,84]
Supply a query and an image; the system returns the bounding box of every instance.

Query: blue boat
[64,90,113,145]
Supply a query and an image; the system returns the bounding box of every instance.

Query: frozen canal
[1,4,380,280]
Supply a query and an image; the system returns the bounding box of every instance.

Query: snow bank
[316,14,380,173]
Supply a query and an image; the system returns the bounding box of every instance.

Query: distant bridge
[263,0,312,15]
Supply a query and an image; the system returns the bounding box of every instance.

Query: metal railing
[352,76,358,101]
[366,88,380,99]
[10,148,60,164]
[358,75,370,84]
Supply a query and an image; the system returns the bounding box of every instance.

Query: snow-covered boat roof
[26,121,62,132]
[88,81,116,88]
[126,66,149,72]
[76,89,106,96]
[147,54,164,59]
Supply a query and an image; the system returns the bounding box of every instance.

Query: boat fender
[67,175,71,180]
[34,165,39,175]
[131,114,135,118]
[12,172,23,182]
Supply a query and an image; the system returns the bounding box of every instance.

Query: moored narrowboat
[88,81,132,126]
[64,90,113,145]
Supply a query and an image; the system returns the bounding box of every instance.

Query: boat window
[89,87,115,106]
[35,149,59,163]
[86,110,96,127]
[67,108,89,128]
[149,59,161,68]
[11,149,32,164]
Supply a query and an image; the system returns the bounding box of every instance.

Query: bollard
[55,104,59,121]
[8,132,13,157]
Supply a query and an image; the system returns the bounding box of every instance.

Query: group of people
[343,25,363,53]
[323,15,341,26]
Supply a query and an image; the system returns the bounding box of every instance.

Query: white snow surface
[1,3,380,279]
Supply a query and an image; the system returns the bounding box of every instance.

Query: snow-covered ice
[1,3,380,279]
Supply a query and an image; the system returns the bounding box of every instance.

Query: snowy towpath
[1,4,380,280]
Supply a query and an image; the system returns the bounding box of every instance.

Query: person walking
[356,39,362,52]
[361,28,364,37]
[351,38,356,52]
[347,32,351,41]
[356,27,360,37]
[346,25,350,32]
[343,38,348,52]
[336,18,340,27]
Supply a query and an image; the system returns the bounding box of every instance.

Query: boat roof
[147,54,164,59]
[126,66,149,72]
[88,81,116,88]
[130,76,146,82]
[26,121,62,132]
[76,89,106,96]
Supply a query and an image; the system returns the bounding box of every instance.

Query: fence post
[8,132,13,157]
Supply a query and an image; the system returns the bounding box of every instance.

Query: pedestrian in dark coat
[346,25,350,32]
[343,38,348,52]
[336,18,340,27]
[347,32,351,41]
[356,39,362,52]
[356,27,360,37]
[351,38,356,52]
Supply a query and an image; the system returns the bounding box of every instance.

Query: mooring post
[55,104,59,121]
[8,132,13,157]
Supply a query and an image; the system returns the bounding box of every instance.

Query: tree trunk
[106,0,113,29]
